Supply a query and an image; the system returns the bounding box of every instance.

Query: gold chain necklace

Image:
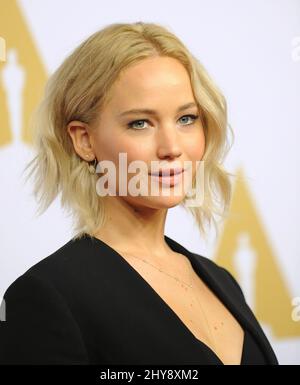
[115,248,219,358]
[115,249,194,288]
[188,267,219,358]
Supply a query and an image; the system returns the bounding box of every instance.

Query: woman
[0,22,278,365]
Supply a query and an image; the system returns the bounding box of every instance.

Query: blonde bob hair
[24,21,235,241]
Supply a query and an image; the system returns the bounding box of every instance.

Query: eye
[127,114,200,130]
[179,114,199,125]
[127,119,150,130]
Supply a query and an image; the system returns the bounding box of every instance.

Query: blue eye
[127,114,199,130]
[179,114,199,125]
[127,119,149,130]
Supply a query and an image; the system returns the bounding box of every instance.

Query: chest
[122,255,245,365]
[160,267,245,364]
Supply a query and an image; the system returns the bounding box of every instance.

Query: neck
[92,195,172,258]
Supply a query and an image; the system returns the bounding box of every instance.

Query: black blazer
[0,234,278,365]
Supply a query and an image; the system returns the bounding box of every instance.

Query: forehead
[107,56,194,109]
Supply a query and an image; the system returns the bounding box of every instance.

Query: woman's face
[81,56,205,209]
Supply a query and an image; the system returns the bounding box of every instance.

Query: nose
[156,125,183,160]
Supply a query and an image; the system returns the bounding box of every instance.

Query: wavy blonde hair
[24,21,235,242]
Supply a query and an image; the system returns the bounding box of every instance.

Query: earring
[88,158,97,174]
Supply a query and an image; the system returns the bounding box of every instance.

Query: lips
[149,168,185,177]
[148,168,185,187]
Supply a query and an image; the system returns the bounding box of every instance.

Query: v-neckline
[86,233,246,365]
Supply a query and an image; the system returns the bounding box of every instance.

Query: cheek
[185,130,206,160]
[116,137,152,165]
[93,132,125,163]
[95,134,151,176]
[124,144,145,161]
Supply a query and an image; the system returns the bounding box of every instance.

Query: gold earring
[88,158,97,174]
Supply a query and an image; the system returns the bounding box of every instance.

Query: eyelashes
[127,114,200,130]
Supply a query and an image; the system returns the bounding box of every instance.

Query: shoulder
[26,233,100,274]
[0,266,89,364]
[0,234,102,363]
[2,234,109,305]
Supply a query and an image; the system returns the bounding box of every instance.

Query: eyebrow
[117,102,198,118]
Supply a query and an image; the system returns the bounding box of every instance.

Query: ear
[67,120,95,162]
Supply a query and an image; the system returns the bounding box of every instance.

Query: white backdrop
[0,0,299,364]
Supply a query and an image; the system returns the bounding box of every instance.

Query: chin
[137,194,185,210]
